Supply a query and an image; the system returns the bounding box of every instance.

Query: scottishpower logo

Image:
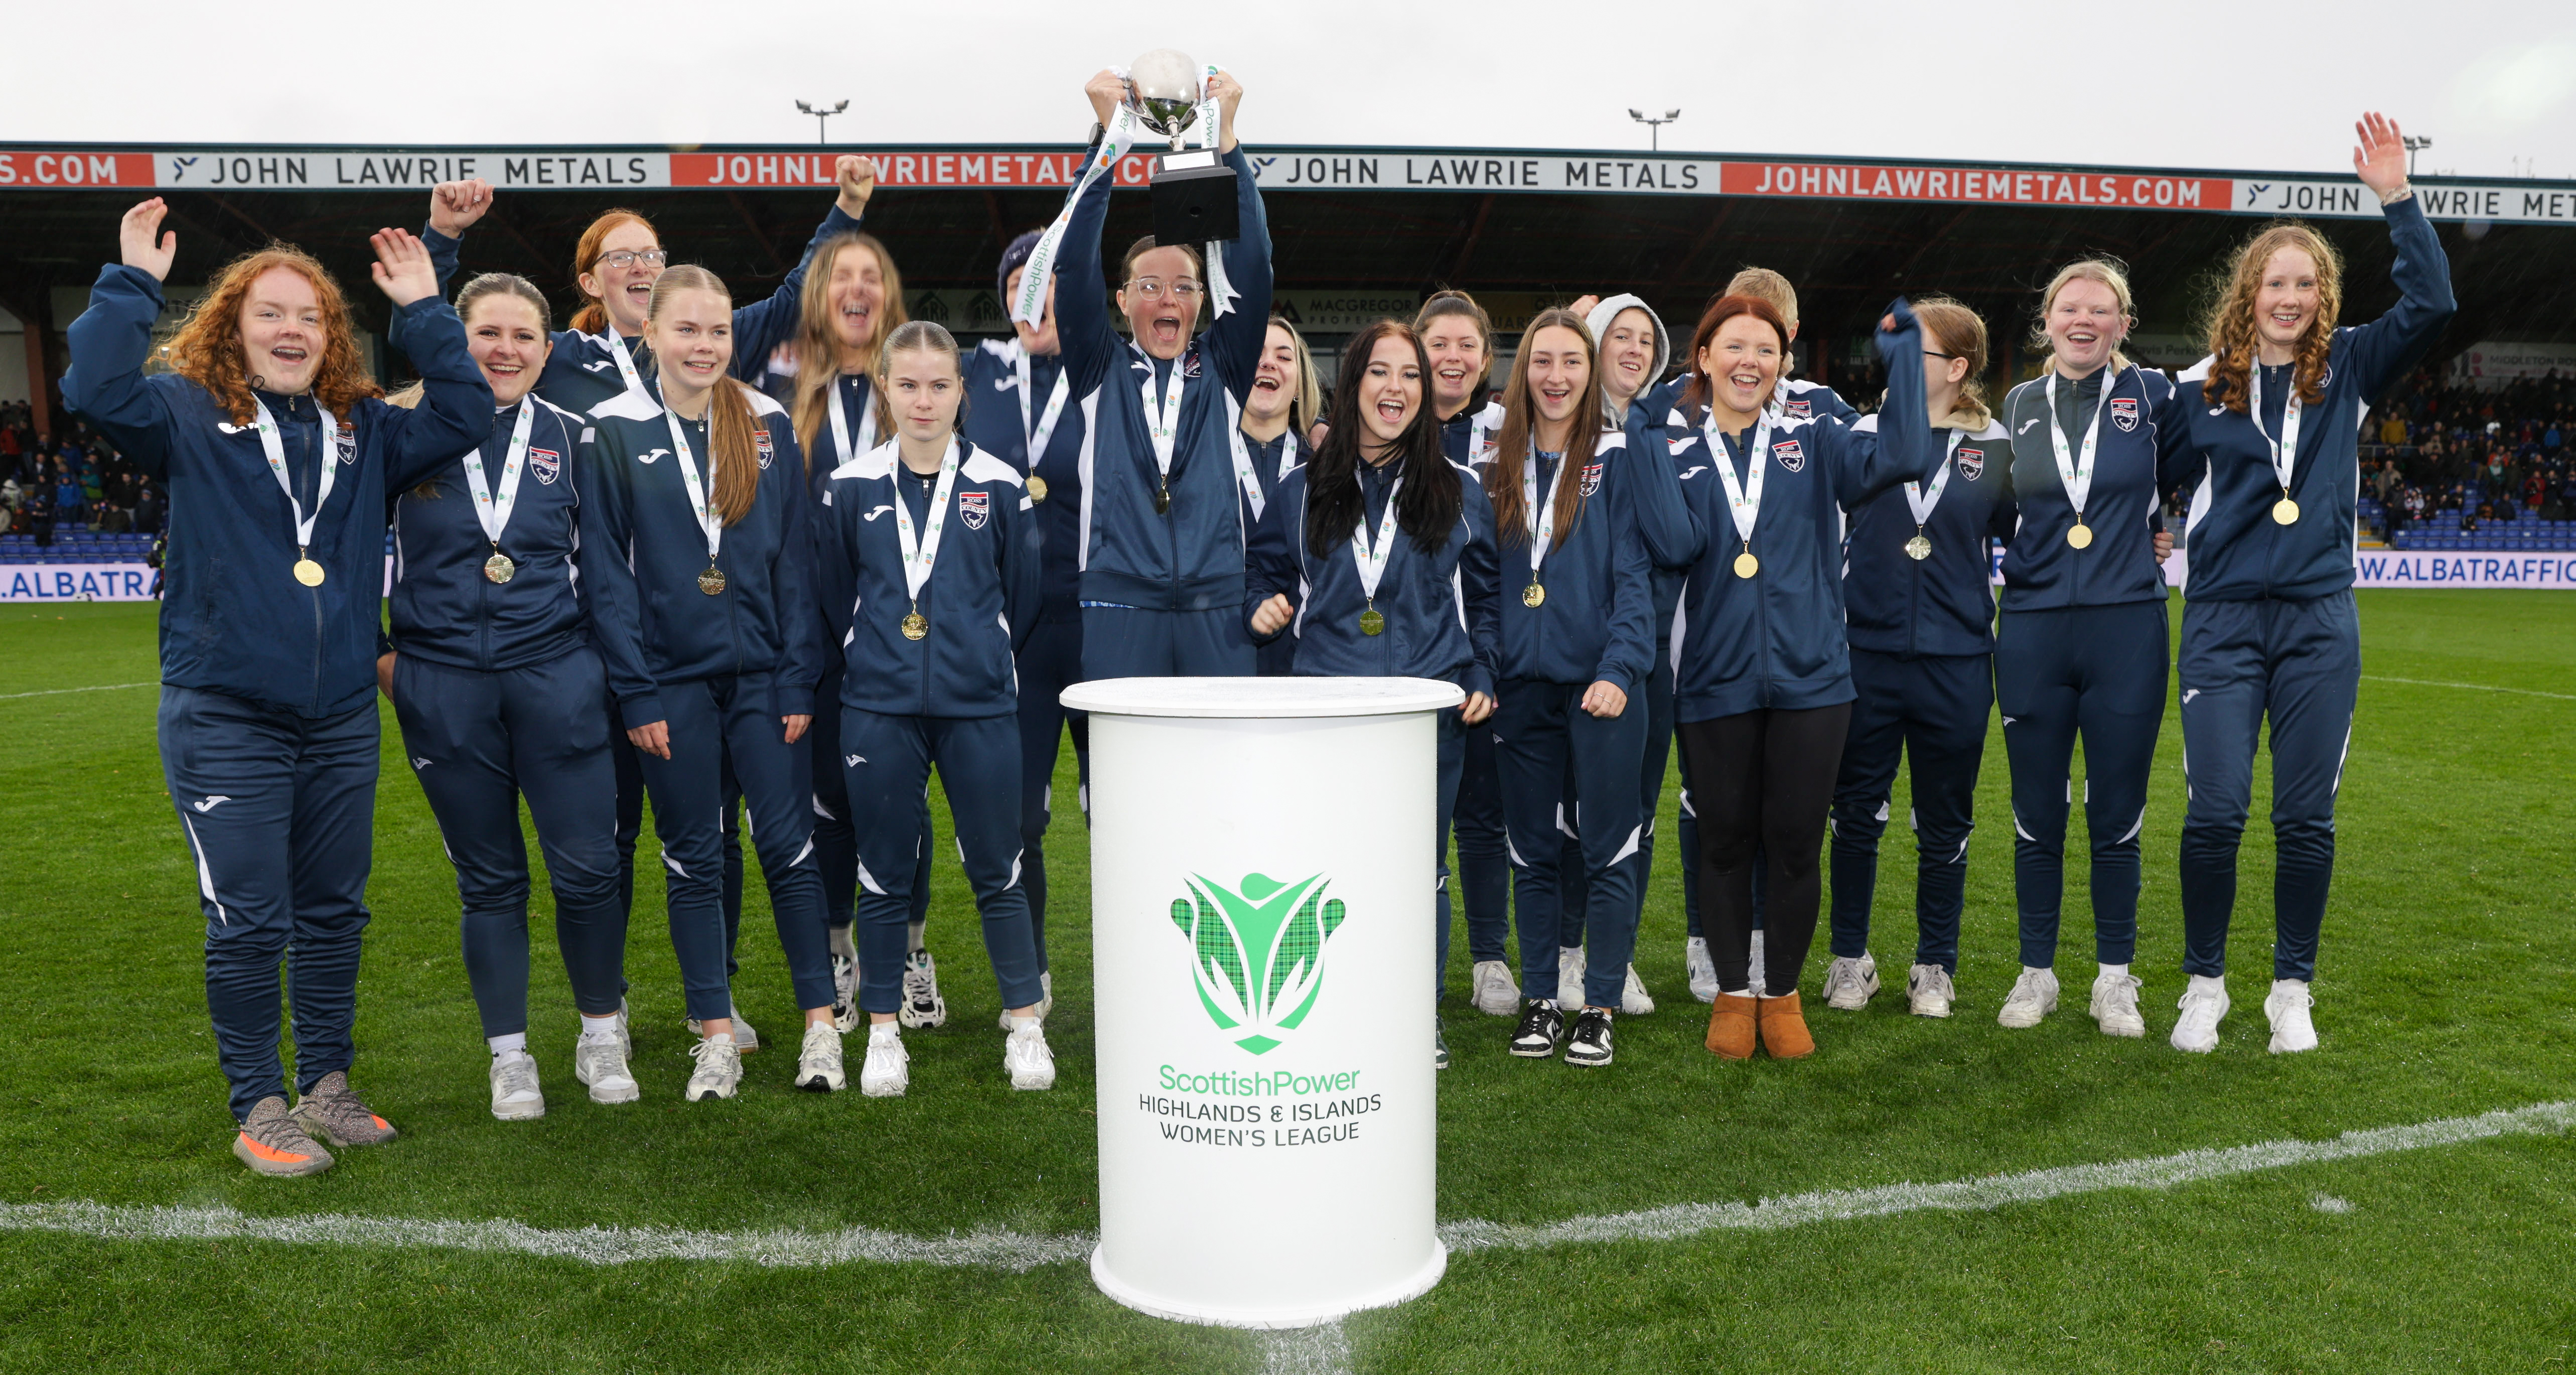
[1170,872,1348,1056]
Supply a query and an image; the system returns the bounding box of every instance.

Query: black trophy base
[1151,153,1240,246]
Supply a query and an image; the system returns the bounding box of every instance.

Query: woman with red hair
[64,200,490,1176]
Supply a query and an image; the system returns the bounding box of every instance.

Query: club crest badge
[1773,439,1805,472]
[2109,396,2140,432]
[1783,399,1812,421]
[334,424,358,465]
[1580,462,1604,496]
[1955,445,1985,480]
[528,448,561,485]
[957,490,990,530]
[753,429,775,469]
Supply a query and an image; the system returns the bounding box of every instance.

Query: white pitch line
[0,1100,2565,1275]
[1257,1321,1354,1375]
[2362,674,2576,702]
[0,680,155,701]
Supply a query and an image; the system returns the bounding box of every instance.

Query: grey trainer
[233,1095,334,1177]
[290,1071,398,1148]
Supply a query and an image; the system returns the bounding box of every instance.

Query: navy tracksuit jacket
[580,384,834,1018]
[1440,396,1514,968]
[1990,362,2179,968]
[1241,426,1308,676]
[816,439,1046,1015]
[1055,143,1273,676]
[1827,420,2017,973]
[64,263,490,1119]
[388,397,626,1033]
[2161,193,2455,982]
[964,337,1092,959]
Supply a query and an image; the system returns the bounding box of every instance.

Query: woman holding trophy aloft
[1025,55,1271,679]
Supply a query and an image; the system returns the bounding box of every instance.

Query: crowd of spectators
[2358,368,2576,539]
[0,401,161,549]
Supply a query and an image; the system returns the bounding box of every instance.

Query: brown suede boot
[1705,993,1758,1059]
[1758,991,1816,1059]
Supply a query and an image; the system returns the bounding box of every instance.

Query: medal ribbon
[462,398,536,547]
[1142,358,1185,485]
[1012,104,1140,326]
[1222,389,1270,520]
[2248,362,2305,496]
[827,375,879,467]
[2043,367,2116,520]
[1520,443,1571,580]
[601,322,652,401]
[1011,342,1071,470]
[251,396,341,556]
[890,438,963,605]
[662,406,723,566]
[1349,474,1404,603]
[1701,411,1773,548]
[1905,430,1964,527]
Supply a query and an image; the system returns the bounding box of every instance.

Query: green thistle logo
[1169,873,1348,1055]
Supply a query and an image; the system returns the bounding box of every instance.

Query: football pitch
[1,590,2568,1373]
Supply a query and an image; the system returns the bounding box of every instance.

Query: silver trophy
[1125,48,1239,244]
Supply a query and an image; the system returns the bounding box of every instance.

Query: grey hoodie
[1583,293,1672,424]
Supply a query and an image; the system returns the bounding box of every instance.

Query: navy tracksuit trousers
[1993,601,2168,968]
[161,686,378,1122]
[1079,605,1254,679]
[807,663,932,942]
[2177,592,2359,983]
[633,673,834,1019]
[392,648,626,1034]
[1015,614,1092,975]
[1558,655,1674,949]
[1827,649,1991,973]
[1492,678,1647,1010]
[1452,716,1511,967]
[841,709,1043,1016]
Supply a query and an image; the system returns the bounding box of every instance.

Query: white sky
[12,2,2575,180]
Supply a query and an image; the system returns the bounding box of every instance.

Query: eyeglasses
[1127,278,1202,301]
[596,248,669,270]
[1923,350,1962,361]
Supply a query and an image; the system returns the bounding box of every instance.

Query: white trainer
[1906,964,1955,1018]
[899,950,948,1029]
[684,1003,759,1053]
[796,1020,846,1092]
[1748,929,1768,997]
[1619,964,1655,1016]
[2265,979,2318,1053]
[488,1050,545,1121]
[2171,975,2231,1053]
[998,971,1059,1032]
[1005,1019,1057,1090]
[2091,969,2146,1037]
[1470,959,1520,1017]
[1684,937,1718,1004]
[860,1022,909,1097]
[685,1034,742,1102]
[1554,945,1587,1012]
[575,1025,639,1105]
[1821,954,1881,1011]
[831,953,859,1033]
[1997,967,2060,1028]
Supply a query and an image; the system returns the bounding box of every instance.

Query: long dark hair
[1486,308,1605,551]
[1303,320,1461,560]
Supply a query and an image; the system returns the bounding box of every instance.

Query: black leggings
[1677,704,1851,997]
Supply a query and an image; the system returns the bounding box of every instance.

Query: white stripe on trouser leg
[790,837,814,868]
[2013,809,2034,842]
[1607,824,1642,868]
[181,816,229,927]
[1555,803,1578,840]
[1506,836,1525,868]
[812,795,833,820]
[1677,787,1693,819]
[852,852,885,897]
[2115,805,2147,846]
[1006,850,1023,890]
[662,854,688,878]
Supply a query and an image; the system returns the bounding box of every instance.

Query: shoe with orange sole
[290,1071,399,1148]
[1705,993,1758,1059]
[1758,991,1816,1059]
[232,1096,333,1177]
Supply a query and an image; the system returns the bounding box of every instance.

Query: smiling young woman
[815,320,1054,1097]
[63,201,491,1176]
[1244,319,1500,1069]
[2158,111,2456,1056]
[1238,313,1322,675]
[577,266,839,1104]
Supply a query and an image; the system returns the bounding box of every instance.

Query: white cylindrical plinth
[1061,676,1463,1329]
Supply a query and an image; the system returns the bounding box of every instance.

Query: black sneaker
[1564,1008,1614,1067]
[1510,1000,1564,1058]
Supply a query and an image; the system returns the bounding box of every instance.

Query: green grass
[0,591,2569,1372]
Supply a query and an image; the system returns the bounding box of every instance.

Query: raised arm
[732,156,877,377]
[60,200,182,476]
[1201,72,1274,402]
[1055,96,1126,398]
[2340,113,2458,404]
[1826,298,1938,506]
[371,228,495,489]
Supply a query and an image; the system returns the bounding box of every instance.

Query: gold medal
[901,611,929,641]
[1904,534,1932,562]
[697,566,727,595]
[1027,475,1049,503]
[1154,483,1171,515]
[1733,551,1759,579]
[483,552,516,584]
[293,558,325,587]
[1359,607,1385,636]
[2272,497,2300,525]
[1521,583,1546,608]
[2066,523,2094,550]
